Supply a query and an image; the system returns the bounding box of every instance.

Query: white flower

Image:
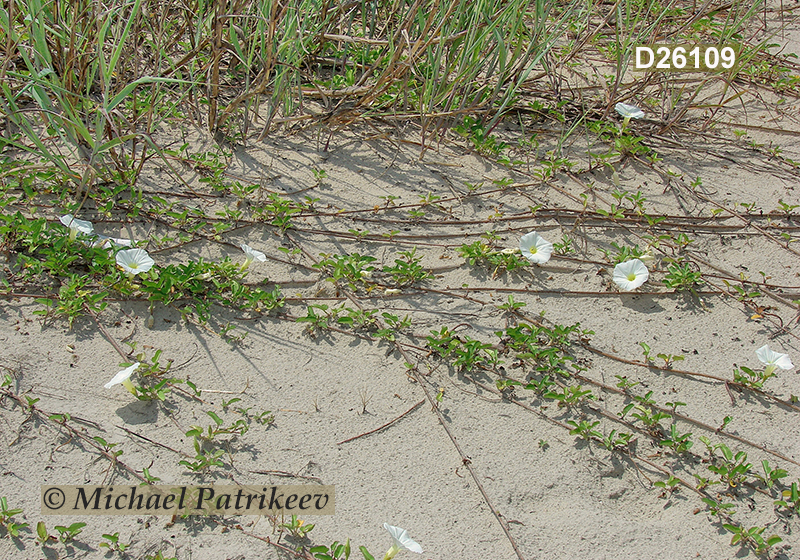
[383,524,423,559]
[756,344,794,377]
[116,248,155,276]
[613,259,649,291]
[384,288,401,295]
[59,214,94,241]
[240,243,266,269]
[104,362,140,395]
[615,102,645,120]
[519,232,553,264]
[93,234,134,249]
[500,247,519,255]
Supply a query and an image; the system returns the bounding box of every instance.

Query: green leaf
[37,521,47,542]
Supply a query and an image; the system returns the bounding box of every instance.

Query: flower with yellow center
[519,232,553,264]
[116,248,155,279]
[612,259,649,291]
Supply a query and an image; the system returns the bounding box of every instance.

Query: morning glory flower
[519,232,553,264]
[383,524,423,560]
[240,243,266,269]
[613,259,649,291]
[93,234,134,249]
[615,102,645,120]
[756,344,794,377]
[60,214,94,241]
[116,248,155,277]
[104,362,141,395]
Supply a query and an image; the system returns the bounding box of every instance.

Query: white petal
[755,344,774,365]
[104,362,141,388]
[93,235,134,249]
[116,248,155,275]
[612,259,649,291]
[614,102,645,120]
[59,214,94,234]
[519,232,553,264]
[384,524,423,554]
[241,243,267,262]
[756,344,794,369]
[775,354,794,370]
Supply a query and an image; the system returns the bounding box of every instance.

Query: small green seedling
[552,234,575,255]
[701,497,735,517]
[525,375,555,395]
[566,420,601,441]
[280,514,314,539]
[496,379,521,392]
[733,365,774,389]
[309,539,352,560]
[253,410,275,425]
[54,522,86,543]
[140,467,161,485]
[722,524,782,556]
[99,532,130,552]
[662,262,703,293]
[497,294,526,312]
[615,375,640,391]
[756,460,787,489]
[655,352,684,368]
[0,497,27,538]
[653,475,680,497]
[179,440,225,472]
[185,411,249,442]
[693,474,719,491]
[630,405,671,435]
[312,168,327,182]
[708,444,751,488]
[544,385,595,407]
[638,341,652,362]
[36,521,55,545]
[297,304,332,334]
[93,436,123,460]
[777,199,799,215]
[452,337,493,372]
[660,424,693,454]
[382,248,432,286]
[599,430,633,451]
[775,480,800,515]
